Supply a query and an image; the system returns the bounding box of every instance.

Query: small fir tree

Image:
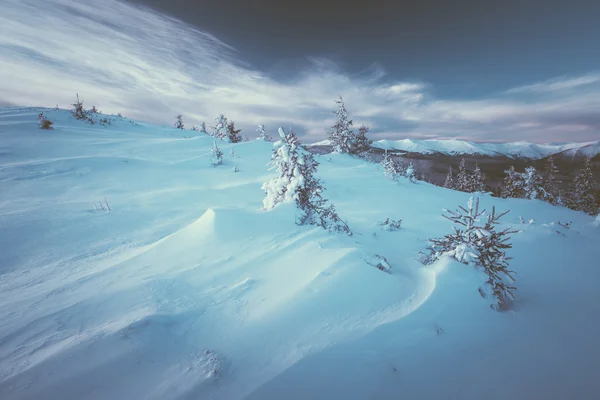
[424,197,517,310]
[382,150,402,181]
[210,141,223,167]
[37,112,54,129]
[174,114,184,129]
[352,124,372,155]
[499,166,525,199]
[544,155,560,204]
[405,161,417,183]
[568,158,598,215]
[70,93,87,120]
[328,95,355,154]
[444,165,454,189]
[211,114,228,140]
[522,166,547,200]
[455,158,472,192]
[470,164,486,192]
[256,124,271,141]
[226,121,242,143]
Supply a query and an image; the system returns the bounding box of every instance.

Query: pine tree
[470,164,486,192]
[522,166,547,200]
[425,197,517,310]
[499,166,525,198]
[210,141,223,167]
[174,114,184,129]
[328,96,354,154]
[70,93,87,120]
[226,121,242,143]
[382,150,402,181]
[568,158,598,215]
[405,161,417,183]
[37,112,54,129]
[261,127,351,235]
[444,165,454,189]
[455,158,472,192]
[352,124,372,155]
[294,152,351,235]
[199,122,207,134]
[262,128,304,210]
[256,124,271,141]
[211,114,228,140]
[544,155,560,204]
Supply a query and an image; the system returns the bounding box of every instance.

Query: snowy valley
[1,107,600,400]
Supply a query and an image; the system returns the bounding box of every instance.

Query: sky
[1,0,599,143]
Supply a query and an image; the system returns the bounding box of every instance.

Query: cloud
[1,0,599,143]
[504,74,600,94]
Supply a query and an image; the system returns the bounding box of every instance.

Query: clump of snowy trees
[423,197,517,311]
[69,94,111,126]
[497,156,597,215]
[327,96,372,156]
[381,151,417,183]
[444,159,487,192]
[204,114,242,142]
[568,158,598,215]
[262,127,351,235]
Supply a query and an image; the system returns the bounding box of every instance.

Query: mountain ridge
[309,138,600,159]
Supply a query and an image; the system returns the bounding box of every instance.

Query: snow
[367,138,600,159]
[1,107,599,399]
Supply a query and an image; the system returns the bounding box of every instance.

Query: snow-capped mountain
[309,138,600,159]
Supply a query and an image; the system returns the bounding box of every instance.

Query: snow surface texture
[1,108,600,399]
[311,138,600,159]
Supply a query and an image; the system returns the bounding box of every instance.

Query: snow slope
[1,108,599,399]
[311,138,600,159]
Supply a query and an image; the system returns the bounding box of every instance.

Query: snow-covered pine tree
[568,157,598,215]
[328,96,355,154]
[382,150,402,181]
[499,166,525,198]
[256,123,271,141]
[174,114,184,129]
[226,121,242,143]
[294,152,352,235]
[210,141,223,167]
[261,127,351,235]
[444,165,454,189]
[405,161,417,183]
[352,124,372,155]
[470,164,486,192]
[455,158,472,192]
[199,122,207,134]
[425,197,517,310]
[522,166,547,200]
[544,155,560,204]
[211,114,228,140]
[262,127,304,210]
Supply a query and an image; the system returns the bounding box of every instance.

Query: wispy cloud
[505,74,600,94]
[1,0,599,143]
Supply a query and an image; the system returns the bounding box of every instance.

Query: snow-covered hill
[1,108,599,400]
[310,138,600,159]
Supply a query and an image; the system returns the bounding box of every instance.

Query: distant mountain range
[308,138,600,159]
